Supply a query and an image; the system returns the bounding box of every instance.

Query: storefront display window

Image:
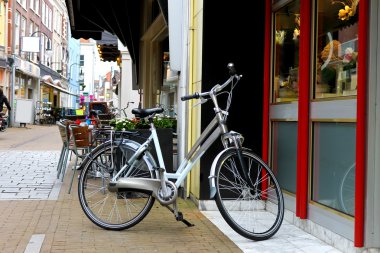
[20,75,26,98]
[271,121,297,193]
[272,0,300,103]
[42,86,51,102]
[28,88,33,99]
[312,122,356,216]
[27,78,33,99]
[14,73,28,99]
[14,76,20,97]
[315,0,359,99]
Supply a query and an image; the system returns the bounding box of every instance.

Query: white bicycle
[78,63,284,241]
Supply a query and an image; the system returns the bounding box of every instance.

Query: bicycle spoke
[215,150,284,240]
[78,142,155,230]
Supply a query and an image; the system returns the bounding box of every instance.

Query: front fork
[222,132,254,188]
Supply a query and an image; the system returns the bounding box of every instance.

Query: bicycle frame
[111,115,224,188]
[109,72,247,204]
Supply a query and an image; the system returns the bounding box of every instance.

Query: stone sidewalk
[0,124,242,253]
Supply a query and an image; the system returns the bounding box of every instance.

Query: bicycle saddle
[132,107,164,118]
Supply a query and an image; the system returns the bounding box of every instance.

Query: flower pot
[131,128,174,173]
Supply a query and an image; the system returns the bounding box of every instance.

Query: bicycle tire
[78,140,156,230]
[214,149,284,241]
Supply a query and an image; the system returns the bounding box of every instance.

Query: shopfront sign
[14,56,40,78]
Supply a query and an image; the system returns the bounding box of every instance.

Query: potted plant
[109,116,177,172]
[110,116,176,131]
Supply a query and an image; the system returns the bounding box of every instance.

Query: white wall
[118,40,139,118]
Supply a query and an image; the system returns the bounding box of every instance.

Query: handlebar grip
[181,92,200,101]
[227,63,236,76]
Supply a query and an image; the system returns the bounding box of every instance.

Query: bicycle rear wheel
[78,140,156,230]
[214,149,284,241]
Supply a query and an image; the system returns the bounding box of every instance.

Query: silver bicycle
[78,63,284,241]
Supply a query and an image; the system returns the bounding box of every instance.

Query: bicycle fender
[209,147,253,199]
[209,147,235,199]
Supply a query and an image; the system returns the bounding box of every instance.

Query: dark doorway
[200,1,265,200]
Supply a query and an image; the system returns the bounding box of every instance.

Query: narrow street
[0,125,61,151]
[0,124,347,253]
[0,124,242,253]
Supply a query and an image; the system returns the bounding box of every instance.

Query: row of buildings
[0,0,119,126]
[65,0,379,252]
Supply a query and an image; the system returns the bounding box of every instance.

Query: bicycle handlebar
[181,62,240,101]
[181,93,200,101]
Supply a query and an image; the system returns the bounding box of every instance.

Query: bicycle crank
[157,180,178,205]
[108,178,178,205]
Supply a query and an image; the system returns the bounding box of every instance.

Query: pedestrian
[0,88,11,114]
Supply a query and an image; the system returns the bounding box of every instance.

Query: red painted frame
[296,0,311,219]
[263,0,368,247]
[355,0,368,247]
[262,0,271,164]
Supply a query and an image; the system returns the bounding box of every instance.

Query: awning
[66,0,141,63]
[40,63,61,80]
[41,76,79,97]
[96,32,120,62]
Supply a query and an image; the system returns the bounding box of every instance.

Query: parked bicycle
[110,102,135,118]
[77,63,284,241]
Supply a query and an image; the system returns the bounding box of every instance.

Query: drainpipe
[177,0,190,195]
[8,0,16,127]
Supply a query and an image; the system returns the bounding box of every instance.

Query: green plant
[110,117,176,131]
[153,117,176,129]
[110,118,136,131]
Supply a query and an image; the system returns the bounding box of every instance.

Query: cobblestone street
[0,124,348,253]
[0,125,242,253]
[0,151,61,200]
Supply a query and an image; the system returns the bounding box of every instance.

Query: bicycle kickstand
[166,200,194,227]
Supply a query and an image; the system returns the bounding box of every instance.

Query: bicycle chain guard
[108,177,178,206]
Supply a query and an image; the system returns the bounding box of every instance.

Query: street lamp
[68,63,81,81]
[68,63,85,91]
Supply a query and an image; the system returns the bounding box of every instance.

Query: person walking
[0,88,11,113]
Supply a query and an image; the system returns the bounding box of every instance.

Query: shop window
[271,121,298,194]
[272,0,300,103]
[28,88,33,99]
[314,0,359,99]
[311,122,356,216]
[42,86,50,102]
[14,75,20,98]
[20,75,26,98]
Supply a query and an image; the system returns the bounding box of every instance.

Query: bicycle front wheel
[78,140,156,230]
[214,149,284,241]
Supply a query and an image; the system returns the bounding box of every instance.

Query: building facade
[6,0,76,126]
[0,0,9,106]
[67,36,80,108]
[261,0,379,251]
[65,0,380,251]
